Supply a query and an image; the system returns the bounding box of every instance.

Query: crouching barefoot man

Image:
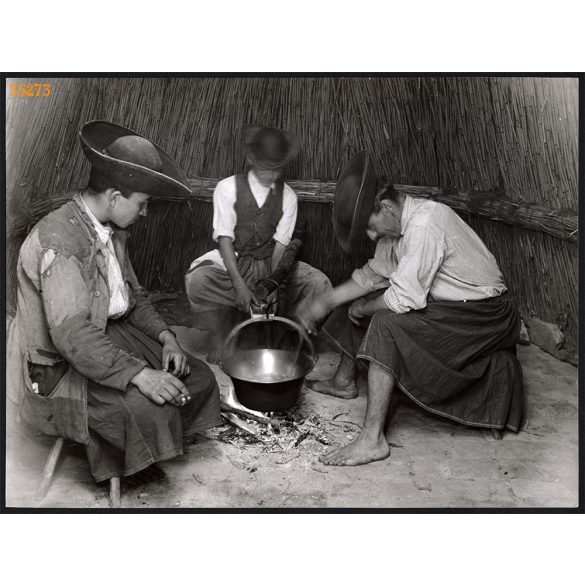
[296,154,524,467]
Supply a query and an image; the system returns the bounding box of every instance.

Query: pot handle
[221,315,316,367]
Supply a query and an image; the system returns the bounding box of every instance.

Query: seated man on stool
[297,154,524,466]
[185,126,331,363]
[6,121,221,487]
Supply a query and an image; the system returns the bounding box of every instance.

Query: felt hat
[79,120,192,199]
[332,151,378,253]
[245,126,299,170]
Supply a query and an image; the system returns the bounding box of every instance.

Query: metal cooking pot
[221,314,316,412]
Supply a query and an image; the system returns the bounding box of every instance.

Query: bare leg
[306,354,358,399]
[319,363,393,466]
[355,367,368,395]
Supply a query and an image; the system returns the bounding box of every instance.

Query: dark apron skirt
[85,320,221,482]
[323,294,524,432]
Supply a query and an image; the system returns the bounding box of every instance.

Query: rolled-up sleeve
[273,185,297,247]
[382,225,445,312]
[351,262,389,292]
[212,178,237,241]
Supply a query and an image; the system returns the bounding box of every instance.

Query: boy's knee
[186,266,223,308]
[185,268,206,300]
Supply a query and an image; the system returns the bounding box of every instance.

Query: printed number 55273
[8,83,51,97]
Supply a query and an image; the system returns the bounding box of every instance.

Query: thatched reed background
[6,77,579,354]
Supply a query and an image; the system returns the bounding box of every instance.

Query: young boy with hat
[185,126,331,363]
[6,120,221,486]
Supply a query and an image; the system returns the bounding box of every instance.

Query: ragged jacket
[6,192,170,444]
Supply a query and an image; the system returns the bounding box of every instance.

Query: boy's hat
[245,126,299,170]
[80,120,191,198]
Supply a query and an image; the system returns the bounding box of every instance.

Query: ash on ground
[199,398,363,468]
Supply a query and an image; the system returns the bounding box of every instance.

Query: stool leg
[109,477,121,508]
[35,437,65,501]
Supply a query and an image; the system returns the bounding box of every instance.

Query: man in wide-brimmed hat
[297,153,524,467]
[185,126,331,363]
[7,120,221,488]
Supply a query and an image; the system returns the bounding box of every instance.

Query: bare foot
[306,379,358,399]
[319,436,390,466]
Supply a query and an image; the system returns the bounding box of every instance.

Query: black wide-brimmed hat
[245,126,299,170]
[332,151,378,253]
[79,120,192,199]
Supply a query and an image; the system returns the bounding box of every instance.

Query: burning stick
[221,403,280,428]
[221,412,261,437]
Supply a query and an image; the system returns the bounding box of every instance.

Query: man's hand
[348,298,370,325]
[130,367,191,407]
[296,296,331,335]
[349,292,394,324]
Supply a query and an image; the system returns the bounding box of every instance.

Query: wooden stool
[35,437,121,508]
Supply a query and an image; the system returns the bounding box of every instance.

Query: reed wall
[6,76,579,353]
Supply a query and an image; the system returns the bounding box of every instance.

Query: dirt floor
[4,305,579,509]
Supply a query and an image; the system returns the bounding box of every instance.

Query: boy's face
[253,167,282,188]
[110,191,150,228]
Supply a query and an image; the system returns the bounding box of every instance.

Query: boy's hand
[235,286,258,313]
[131,368,191,407]
[161,338,190,378]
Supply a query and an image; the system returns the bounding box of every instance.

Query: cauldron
[221,315,315,412]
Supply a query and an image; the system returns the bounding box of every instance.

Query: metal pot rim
[220,315,316,371]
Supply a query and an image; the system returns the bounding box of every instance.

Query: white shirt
[212,170,297,246]
[190,170,298,271]
[81,198,129,319]
[352,196,507,313]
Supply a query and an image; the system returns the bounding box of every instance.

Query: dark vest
[233,173,284,260]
